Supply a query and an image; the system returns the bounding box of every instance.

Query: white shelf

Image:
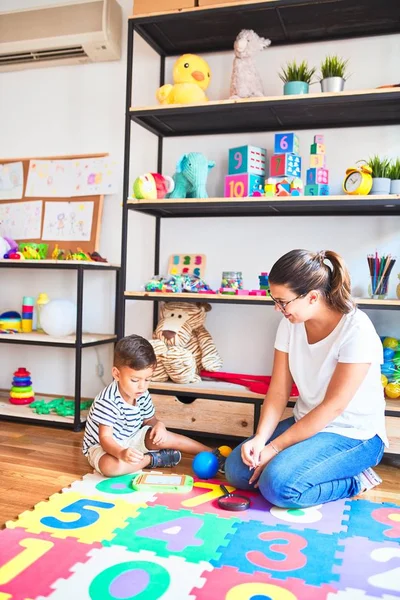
[0,332,117,345]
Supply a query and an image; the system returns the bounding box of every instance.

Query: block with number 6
[274,133,299,155]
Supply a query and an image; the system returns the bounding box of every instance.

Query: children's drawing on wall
[26,157,118,198]
[0,162,24,200]
[0,201,42,239]
[26,159,72,197]
[42,201,94,241]
[72,157,118,196]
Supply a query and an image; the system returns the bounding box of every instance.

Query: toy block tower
[225,145,266,197]
[305,135,330,195]
[266,133,303,196]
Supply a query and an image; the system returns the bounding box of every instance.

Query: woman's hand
[241,434,266,469]
[249,444,277,486]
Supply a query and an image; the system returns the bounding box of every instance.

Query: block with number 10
[224,173,263,197]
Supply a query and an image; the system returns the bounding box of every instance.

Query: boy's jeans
[225,417,385,508]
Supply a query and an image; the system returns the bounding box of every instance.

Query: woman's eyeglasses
[269,292,306,311]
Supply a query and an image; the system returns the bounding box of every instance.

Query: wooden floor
[0,421,399,525]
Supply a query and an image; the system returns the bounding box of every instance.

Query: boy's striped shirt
[82,380,155,456]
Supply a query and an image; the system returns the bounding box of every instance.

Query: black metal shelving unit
[130,90,400,137]
[1,261,120,431]
[120,0,400,445]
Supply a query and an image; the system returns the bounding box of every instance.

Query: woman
[225,249,387,508]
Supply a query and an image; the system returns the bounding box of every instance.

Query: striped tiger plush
[149,302,222,384]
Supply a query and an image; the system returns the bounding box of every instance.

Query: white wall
[1,0,399,394]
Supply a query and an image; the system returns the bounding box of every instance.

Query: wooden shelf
[0,332,117,348]
[0,259,120,270]
[0,391,90,425]
[125,291,400,310]
[130,89,400,137]
[150,379,400,412]
[127,194,400,218]
[126,291,273,305]
[150,379,265,400]
[131,0,400,55]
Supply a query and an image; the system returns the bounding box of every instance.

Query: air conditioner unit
[0,0,122,72]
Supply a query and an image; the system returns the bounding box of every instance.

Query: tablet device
[131,472,193,493]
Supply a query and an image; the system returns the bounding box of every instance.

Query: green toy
[30,397,92,416]
[167,152,215,199]
[131,472,193,493]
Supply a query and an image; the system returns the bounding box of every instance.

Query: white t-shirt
[274,308,388,446]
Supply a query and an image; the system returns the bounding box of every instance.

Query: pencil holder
[369,276,390,300]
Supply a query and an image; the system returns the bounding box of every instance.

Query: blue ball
[383,347,395,362]
[192,451,219,480]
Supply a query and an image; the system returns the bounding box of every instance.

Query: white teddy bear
[230,29,271,99]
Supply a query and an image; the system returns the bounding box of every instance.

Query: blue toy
[228,145,266,176]
[274,132,299,155]
[192,451,219,479]
[168,152,215,199]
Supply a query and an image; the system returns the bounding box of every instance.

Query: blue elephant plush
[168,152,215,199]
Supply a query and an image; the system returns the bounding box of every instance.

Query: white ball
[0,237,10,258]
[40,299,77,337]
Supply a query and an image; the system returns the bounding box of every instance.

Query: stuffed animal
[156,54,211,105]
[168,153,215,199]
[149,302,222,384]
[133,173,175,200]
[230,29,271,99]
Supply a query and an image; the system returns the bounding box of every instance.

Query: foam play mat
[0,471,399,599]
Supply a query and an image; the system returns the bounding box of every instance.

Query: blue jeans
[225,417,385,508]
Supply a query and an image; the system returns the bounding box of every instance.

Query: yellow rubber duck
[156,54,211,105]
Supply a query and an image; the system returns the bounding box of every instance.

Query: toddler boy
[83,334,217,477]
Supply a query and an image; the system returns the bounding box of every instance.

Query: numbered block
[193,565,337,600]
[228,145,267,176]
[274,132,300,155]
[108,504,237,563]
[306,168,329,185]
[48,547,213,600]
[310,143,326,154]
[0,529,101,600]
[343,499,400,542]
[305,184,330,196]
[270,153,301,178]
[167,254,206,278]
[314,134,324,144]
[224,173,263,198]
[310,154,326,168]
[5,492,142,544]
[212,520,340,586]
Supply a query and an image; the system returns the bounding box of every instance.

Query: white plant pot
[390,179,400,194]
[320,77,345,93]
[370,177,391,195]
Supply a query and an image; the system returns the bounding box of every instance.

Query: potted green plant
[319,55,349,92]
[279,60,316,96]
[367,155,392,195]
[389,158,400,194]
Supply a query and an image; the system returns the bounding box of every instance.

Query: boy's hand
[149,422,168,445]
[120,448,144,464]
